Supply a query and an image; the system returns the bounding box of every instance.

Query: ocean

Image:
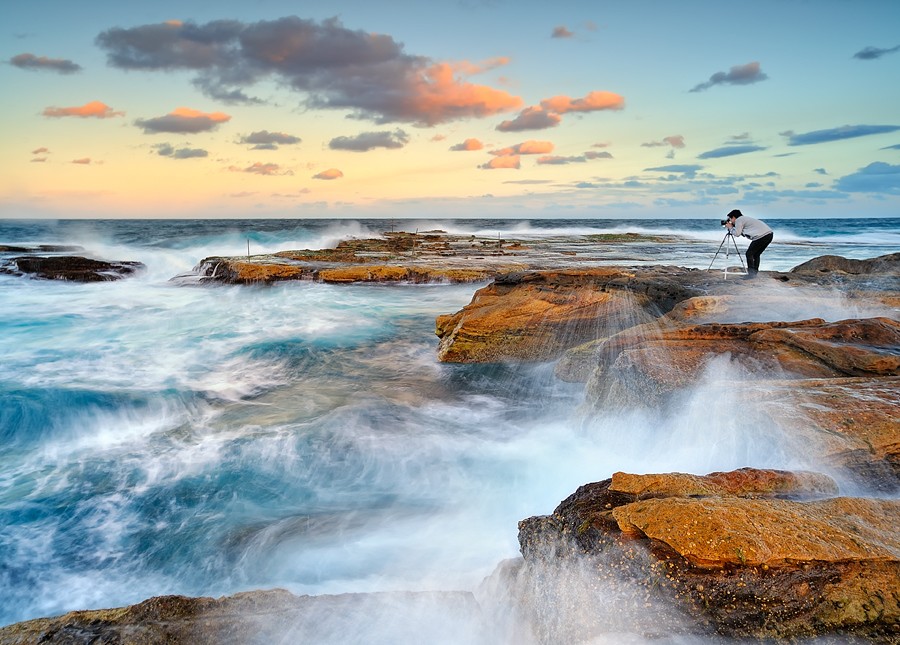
[0,217,897,638]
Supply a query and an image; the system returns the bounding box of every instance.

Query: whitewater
[0,217,897,639]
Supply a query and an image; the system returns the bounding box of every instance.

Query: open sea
[0,217,898,640]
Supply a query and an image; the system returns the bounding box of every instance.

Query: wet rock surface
[517,468,900,641]
[1,254,144,282]
[0,589,486,645]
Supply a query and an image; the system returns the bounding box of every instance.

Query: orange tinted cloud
[229,162,289,176]
[450,138,484,151]
[481,155,520,170]
[403,62,523,125]
[491,140,554,156]
[497,107,561,132]
[43,101,124,119]
[72,158,92,164]
[136,107,231,133]
[314,168,344,180]
[540,91,625,113]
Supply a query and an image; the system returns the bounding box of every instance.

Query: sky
[2,0,899,220]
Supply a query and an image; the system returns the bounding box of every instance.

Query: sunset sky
[2,0,899,219]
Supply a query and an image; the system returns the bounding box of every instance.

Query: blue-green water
[0,218,897,635]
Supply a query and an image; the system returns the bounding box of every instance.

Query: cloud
[644,164,703,178]
[329,129,409,151]
[697,144,766,158]
[786,124,900,146]
[313,168,344,180]
[540,91,624,114]
[642,135,685,149]
[229,162,292,176]
[96,17,522,126]
[154,143,209,159]
[537,151,613,164]
[43,101,124,119]
[480,156,520,170]
[239,130,302,149]
[490,140,554,156]
[496,107,561,132]
[497,90,623,132]
[135,107,231,134]
[552,26,574,38]
[835,162,900,195]
[32,147,50,155]
[71,158,92,164]
[689,61,768,92]
[882,143,900,151]
[10,52,82,74]
[450,138,484,151]
[31,158,47,163]
[853,44,900,60]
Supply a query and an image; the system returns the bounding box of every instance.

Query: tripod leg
[706,235,730,271]
[729,235,746,270]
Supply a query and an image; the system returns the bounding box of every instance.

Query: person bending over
[725,209,773,279]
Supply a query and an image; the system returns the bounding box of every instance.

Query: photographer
[724,209,773,279]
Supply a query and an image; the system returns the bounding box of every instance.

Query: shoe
[740,274,756,280]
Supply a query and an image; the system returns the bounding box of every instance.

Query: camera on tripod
[720,219,728,226]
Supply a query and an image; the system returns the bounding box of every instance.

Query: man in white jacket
[725,209,773,279]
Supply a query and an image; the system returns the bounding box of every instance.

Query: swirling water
[0,217,897,636]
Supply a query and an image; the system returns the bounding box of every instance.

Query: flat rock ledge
[185,230,678,285]
[0,246,144,282]
[516,467,900,641]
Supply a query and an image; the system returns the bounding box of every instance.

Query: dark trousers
[745,232,773,275]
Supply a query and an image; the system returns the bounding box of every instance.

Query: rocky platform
[186,230,678,284]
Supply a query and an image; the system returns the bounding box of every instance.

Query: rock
[435,267,705,363]
[2,255,144,282]
[790,252,900,275]
[517,468,900,641]
[0,589,487,645]
[581,317,900,407]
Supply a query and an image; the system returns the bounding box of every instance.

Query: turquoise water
[0,218,897,633]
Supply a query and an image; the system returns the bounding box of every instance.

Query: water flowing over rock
[0,252,143,282]
[516,468,900,641]
[0,590,488,645]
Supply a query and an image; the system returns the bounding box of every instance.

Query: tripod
[706,229,746,278]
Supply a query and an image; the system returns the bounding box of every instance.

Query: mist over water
[0,218,897,640]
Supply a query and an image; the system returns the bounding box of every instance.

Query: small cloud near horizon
[329,129,409,152]
[43,101,123,119]
[551,25,574,38]
[11,52,82,74]
[697,144,766,159]
[155,143,209,159]
[71,158,92,164]
[786,124,900,146]
[450,138,484,151]
[490,140,554,156]
[229,162,292,176]
[239,130,302,149]
[853,44,900,60]
[313,168,344,180]
[689,61,768,92]
[835,161,900,195]
[136,107,231,134]
[480,156,521,170]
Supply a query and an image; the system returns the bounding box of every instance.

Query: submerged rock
[517,467,900,641]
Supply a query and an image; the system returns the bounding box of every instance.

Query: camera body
[720,219,728,226]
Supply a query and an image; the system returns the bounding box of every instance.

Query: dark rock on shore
[0,589,487,645]
[2,255,144,282]
[516,468,900,641]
